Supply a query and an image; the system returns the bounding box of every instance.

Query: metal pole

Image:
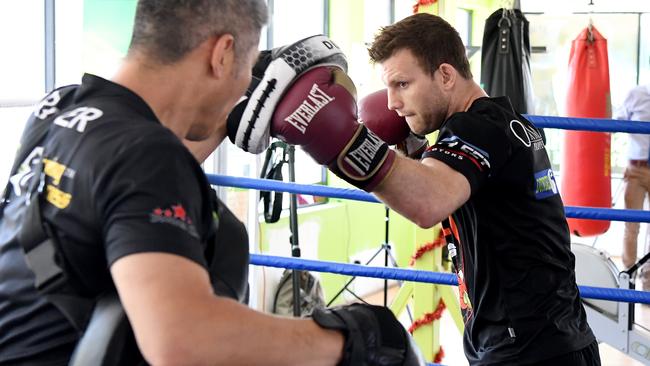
[323,0,330,36]
[287,145,302,317]
[384,206,389,307]
[44,0,56,93]
[267,0,274,48]
[636,13,641,86]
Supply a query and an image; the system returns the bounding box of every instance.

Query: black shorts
[526,341,601,366]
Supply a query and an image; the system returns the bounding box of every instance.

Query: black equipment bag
[272,269,325,317]
[259,141,288,223]
[480,8,535,114]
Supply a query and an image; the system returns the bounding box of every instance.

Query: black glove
[311,304,426,366]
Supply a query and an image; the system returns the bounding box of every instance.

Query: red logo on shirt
[172,204,187,222]
[150,203,197,238]
[152,204,192,223]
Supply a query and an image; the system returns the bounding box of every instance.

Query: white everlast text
[284,84,335,133]
[345,131,383,175]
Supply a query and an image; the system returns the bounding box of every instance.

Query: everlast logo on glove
[272,66,396,192]
[284,84,335,134]
[340,127,389,179]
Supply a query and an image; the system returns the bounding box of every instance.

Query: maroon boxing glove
[271,66,395,192]
[359,89,429,159]
[359,89,410,144]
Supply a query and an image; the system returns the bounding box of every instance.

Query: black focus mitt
[226,34,347,154]
[311,303,426,366]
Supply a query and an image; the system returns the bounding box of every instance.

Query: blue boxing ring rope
[208,115,650,366]
[207,174,650,305]
[207,174,650,223]
[526,114,650,133]
[248,253,650,305]
[202,115,650,314]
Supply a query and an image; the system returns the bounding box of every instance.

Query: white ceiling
[520,0,650,14]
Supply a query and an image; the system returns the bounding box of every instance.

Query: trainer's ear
[210,34,235,79]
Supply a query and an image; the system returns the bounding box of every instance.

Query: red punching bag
[561,25,611,237]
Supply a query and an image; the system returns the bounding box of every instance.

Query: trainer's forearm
[177,296,344,366]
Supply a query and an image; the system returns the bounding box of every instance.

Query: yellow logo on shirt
[46,185,71,209]
[42,158,74,209]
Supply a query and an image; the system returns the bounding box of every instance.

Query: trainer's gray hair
[128,0,268,63]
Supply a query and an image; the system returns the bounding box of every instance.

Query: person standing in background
[616,83,650,291]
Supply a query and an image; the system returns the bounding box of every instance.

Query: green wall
[84,0,136,54]
[82,0,136,75]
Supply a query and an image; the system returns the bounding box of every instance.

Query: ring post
[287,144,302,317]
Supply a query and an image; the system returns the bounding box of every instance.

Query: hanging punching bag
[481,8,535,114]
[561,25,611,237]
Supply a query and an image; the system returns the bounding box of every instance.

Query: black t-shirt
[0,74,248,364]
[425,97,595,365]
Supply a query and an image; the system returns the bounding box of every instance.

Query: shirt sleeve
[96,137,209,268]
[613,91,632,120]
[422,113,511,194]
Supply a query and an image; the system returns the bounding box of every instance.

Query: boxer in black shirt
[424,96,596,365]
[269,12,600,366]
[364,14,599,366]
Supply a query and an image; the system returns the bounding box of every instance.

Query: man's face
[380,48,449,135]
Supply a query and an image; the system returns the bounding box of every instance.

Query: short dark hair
[128,0,268,64]
[368,13,472,79]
